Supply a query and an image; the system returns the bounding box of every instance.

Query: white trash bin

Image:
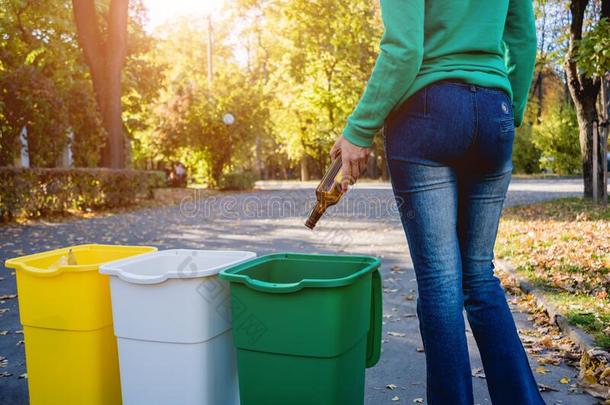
[99,249,256,405]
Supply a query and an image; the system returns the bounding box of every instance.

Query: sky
[143,0,226,29]
[141,0,249,67]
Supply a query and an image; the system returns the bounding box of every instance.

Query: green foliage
[513,124,542,173]
[1,0,591,185]
[576,17,610,78]
[173,148,211,186]
[512,95,542,174]
[135,18,271,187]
[532,102,581,175]
[267,0,381,170]
[0,0,160,167]
[0,0,83,166]
[219,171,257,191]
[0,167,165,221]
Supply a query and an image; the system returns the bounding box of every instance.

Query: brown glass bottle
[305,155,346,229]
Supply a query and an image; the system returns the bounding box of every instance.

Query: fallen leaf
[538,383,559,392]
[600,368,610,381]
[539,336,553,348]
[579,383,610,399]
[535,367,550,375]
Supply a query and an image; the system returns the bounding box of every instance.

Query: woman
[330,1,544,404]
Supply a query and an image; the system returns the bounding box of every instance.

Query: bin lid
[99,249,257,284]
[4,244,157,277]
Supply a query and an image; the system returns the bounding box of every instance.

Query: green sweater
[343,0,537,148]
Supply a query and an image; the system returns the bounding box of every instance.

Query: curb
[496,259,610,361]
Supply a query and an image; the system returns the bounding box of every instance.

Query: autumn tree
[139,16,271,186]
[233,0,381,180]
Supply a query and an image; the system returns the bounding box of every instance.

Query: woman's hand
[330,135,371,192]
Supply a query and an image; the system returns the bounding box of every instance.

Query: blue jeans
[384,81,545,405]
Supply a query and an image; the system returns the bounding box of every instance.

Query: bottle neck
[305,202,325,230]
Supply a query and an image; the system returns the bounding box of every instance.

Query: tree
[0,0,105,167]
[72,0,129,168]
[564,0,609,198]
[231,0,381,180]
[140,16,271,186]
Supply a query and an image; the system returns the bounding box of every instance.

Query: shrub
[219,171,257,191]
[0,167,166,221]
[532,103,581,175]
[512,124,542,174]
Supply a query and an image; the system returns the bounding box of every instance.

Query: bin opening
[239,259,361,283]
[220,254,380,292]
[99,249,257,284]
[118,252,249,277]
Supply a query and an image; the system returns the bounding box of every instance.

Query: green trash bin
[219,253,382,405]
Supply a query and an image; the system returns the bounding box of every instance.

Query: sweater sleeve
[342,0,425,148]
[502,0,537,127]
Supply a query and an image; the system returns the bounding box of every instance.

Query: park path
[0,177,598,404]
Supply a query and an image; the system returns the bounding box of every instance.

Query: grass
[496,197,610,350]
[547,291,610,350]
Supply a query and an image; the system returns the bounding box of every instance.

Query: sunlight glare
[143,0,226,29]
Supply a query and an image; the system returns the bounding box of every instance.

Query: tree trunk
[380,153,389,181]
[565,0,603,198]
[300,155,309,181]
[572,98,600,196]
[367,152,377,179]
[72,0,129,168]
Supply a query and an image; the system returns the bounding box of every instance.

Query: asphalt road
[0,177,599,404]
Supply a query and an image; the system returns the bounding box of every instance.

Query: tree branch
[565,0,589,101]
[106,0,129,74]
[72,0,107,107]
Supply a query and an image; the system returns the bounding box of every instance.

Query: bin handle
[241,277,303,293]
[366,269,382,368]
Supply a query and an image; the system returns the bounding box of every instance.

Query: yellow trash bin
[5,244,157,405]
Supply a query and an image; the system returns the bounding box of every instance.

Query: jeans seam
[468,92,478,151]
[423,87,428,117]
[388,156,445,167]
